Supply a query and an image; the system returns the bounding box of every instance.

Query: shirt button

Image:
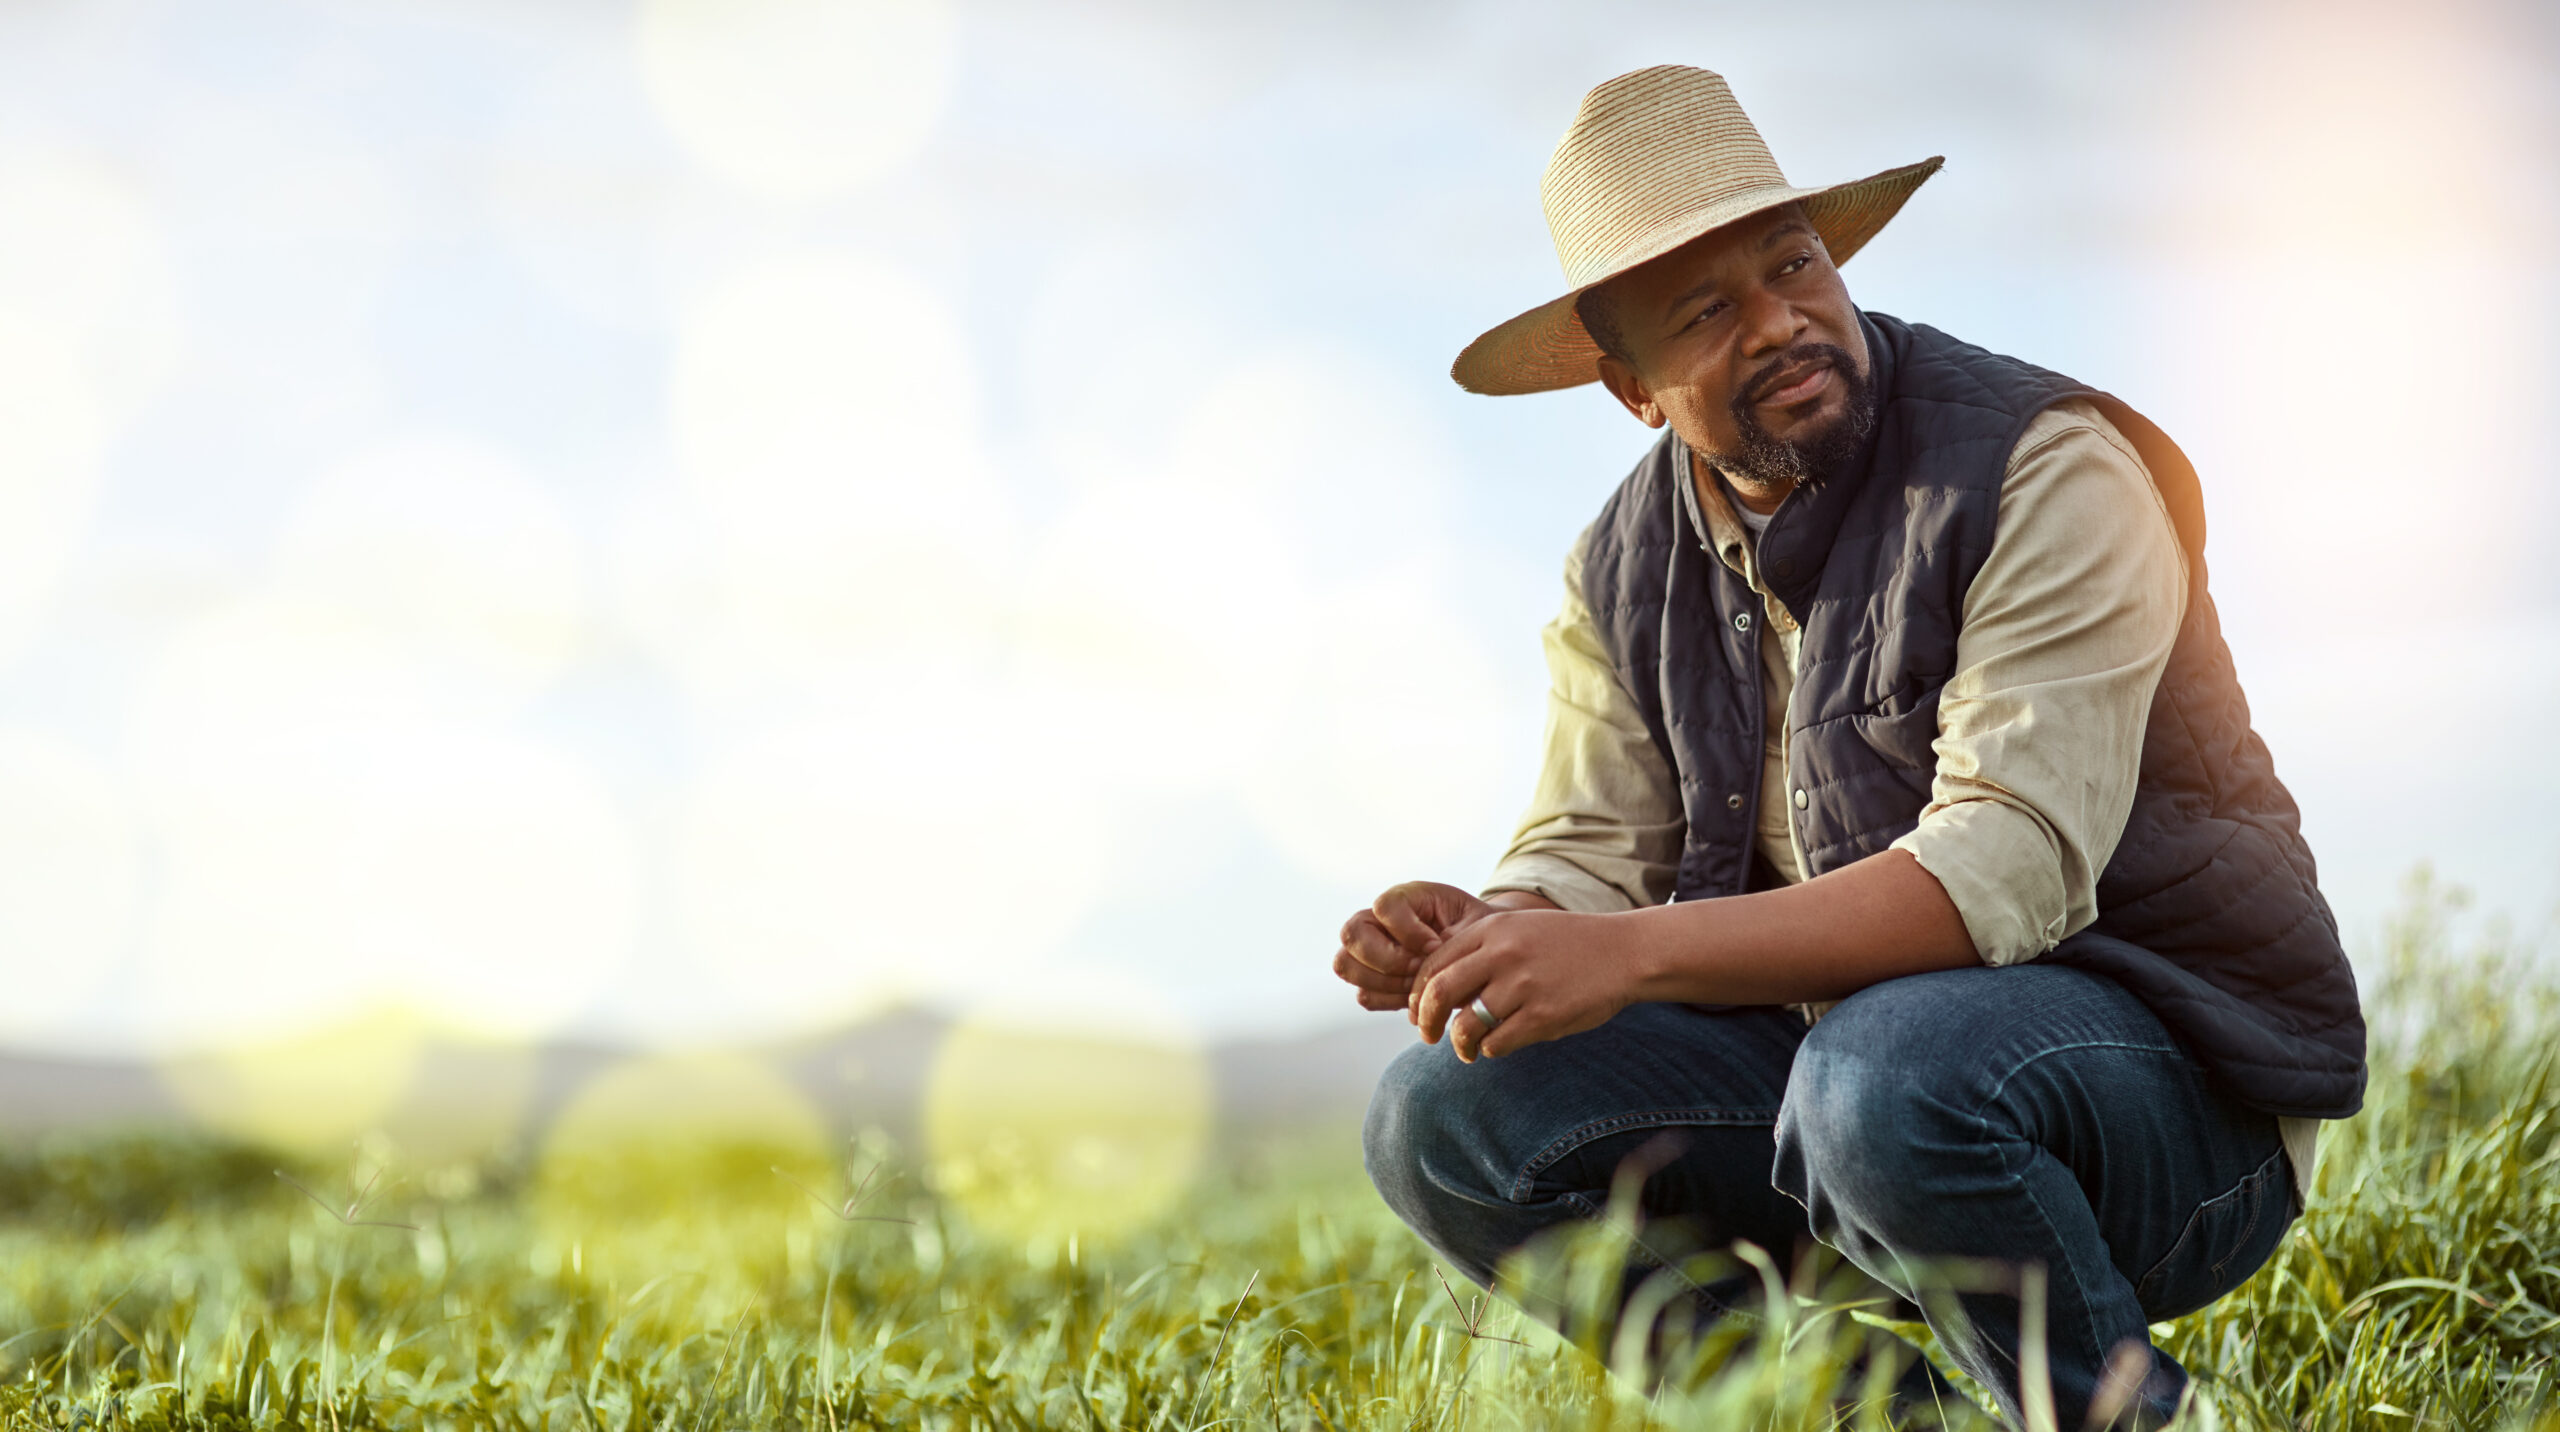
[1732,612,1751,632]
[1772,556,1798,581]
[1725,793,1744,810]
[1793,788,1809,809]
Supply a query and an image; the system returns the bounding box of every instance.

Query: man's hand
[1408,908,1643,1063]
[1394,849,1976,1063]
[1333,882,1499,1013]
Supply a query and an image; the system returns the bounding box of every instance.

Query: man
[1334,66,2365,1428]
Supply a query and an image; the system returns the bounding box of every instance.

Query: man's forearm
[1615,848,1977,1005]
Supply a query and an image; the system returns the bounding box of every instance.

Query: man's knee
[1777,966,2151,1232]
[1776,1041,1912,1196]
[1363,1037,1481,1222]
[1774,976,1989,1224]
[1364,1034,1574,1290]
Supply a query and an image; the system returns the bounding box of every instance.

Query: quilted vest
[1579,312,2366,1119]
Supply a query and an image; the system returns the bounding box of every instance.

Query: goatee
[1714,342,1876,493]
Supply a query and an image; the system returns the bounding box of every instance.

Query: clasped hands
[1331,881,1640,1064]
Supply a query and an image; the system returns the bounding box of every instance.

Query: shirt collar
[1677,452,1760,582]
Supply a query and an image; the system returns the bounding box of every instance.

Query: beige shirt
[1486,400,2320,1198]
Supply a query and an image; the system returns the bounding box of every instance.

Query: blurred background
[0,0,2552,1198]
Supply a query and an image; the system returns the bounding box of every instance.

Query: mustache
[1738,342,1860,406]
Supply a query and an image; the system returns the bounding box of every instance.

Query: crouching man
[1332,66,2364,1428]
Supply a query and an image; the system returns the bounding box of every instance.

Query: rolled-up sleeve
[1889,402,2188,966]
[1483,526,1684,913]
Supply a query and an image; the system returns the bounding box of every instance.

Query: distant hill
[0,1011,1421,1156]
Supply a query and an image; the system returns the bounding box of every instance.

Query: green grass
[2,868,2556,1431]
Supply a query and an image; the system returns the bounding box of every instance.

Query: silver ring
[1468,998,1501,1031]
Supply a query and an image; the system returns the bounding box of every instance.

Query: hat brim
[1450,156,1944,397]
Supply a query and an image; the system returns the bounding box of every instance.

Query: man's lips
[1754,360,1834,407]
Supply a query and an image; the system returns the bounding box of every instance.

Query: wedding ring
[1468,998,1501,1031]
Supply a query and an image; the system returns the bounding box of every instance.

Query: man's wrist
[1612,905,1685,1003]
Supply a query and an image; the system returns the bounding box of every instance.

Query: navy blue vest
[1579,312,2366,1119]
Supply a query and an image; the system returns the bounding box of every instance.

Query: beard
[1714,342,1877,492]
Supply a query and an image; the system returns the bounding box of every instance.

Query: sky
[0,0,2553,1059]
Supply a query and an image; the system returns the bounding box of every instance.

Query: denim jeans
[1363,964,2296,1428]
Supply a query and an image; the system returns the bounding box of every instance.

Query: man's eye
[1779,255,1810,276]
[1688,301,1726,328]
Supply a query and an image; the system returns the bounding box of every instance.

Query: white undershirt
[1729,494,1775,537]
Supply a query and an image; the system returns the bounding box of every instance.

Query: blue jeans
[1363,965,2296,1427]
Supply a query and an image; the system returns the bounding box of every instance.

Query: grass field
[3,870,2556,1431]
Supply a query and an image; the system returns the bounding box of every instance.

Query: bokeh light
[0,142,181,413]
[922,1016,1212,1248]
[641,252,1018,706]
[130,594,635,1041]
[1016,347,1514,883]
[270,437,592,702]
[0,317,111,670]
[635,0,957,203]
[159,1007,428,1157]
[0,729,140,1040]
[536,1052,832,1240]
[1014,237,1237,486]
[375,1034,540,1167]
[672,711,1110,1032]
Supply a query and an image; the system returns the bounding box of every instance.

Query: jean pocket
[2132,1147,2296,1320]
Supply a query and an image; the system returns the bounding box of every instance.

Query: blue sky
[0,0,2551,1056]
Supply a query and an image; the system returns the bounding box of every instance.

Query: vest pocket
[2132,1147,2296,1320]
[1846,684,1944,772]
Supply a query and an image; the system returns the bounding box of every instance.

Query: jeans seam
[2135,1152,2271,1307]
[2144,1146,2285,1299]
[1970,1038,2184,1111]
[2208,1166,2269,1284]
[1966,1038,2186,1371]
[1510,1107,1781,1202]
[1987,1105,2113,1382]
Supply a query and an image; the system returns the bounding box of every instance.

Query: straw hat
[1452,66,1942,396]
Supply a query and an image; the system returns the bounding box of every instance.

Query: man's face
[1589,205,1872,496]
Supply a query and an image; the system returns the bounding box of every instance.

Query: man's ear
[1595,355,1665,429]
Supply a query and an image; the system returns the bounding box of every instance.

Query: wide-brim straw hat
[1453,65,1942,396]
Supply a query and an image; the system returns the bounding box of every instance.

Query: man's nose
[1735,286,1806,358]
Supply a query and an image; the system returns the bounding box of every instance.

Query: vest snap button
[1732,612,1751,632]
[1793,788,1808,809]
[1725,793,1743,810]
